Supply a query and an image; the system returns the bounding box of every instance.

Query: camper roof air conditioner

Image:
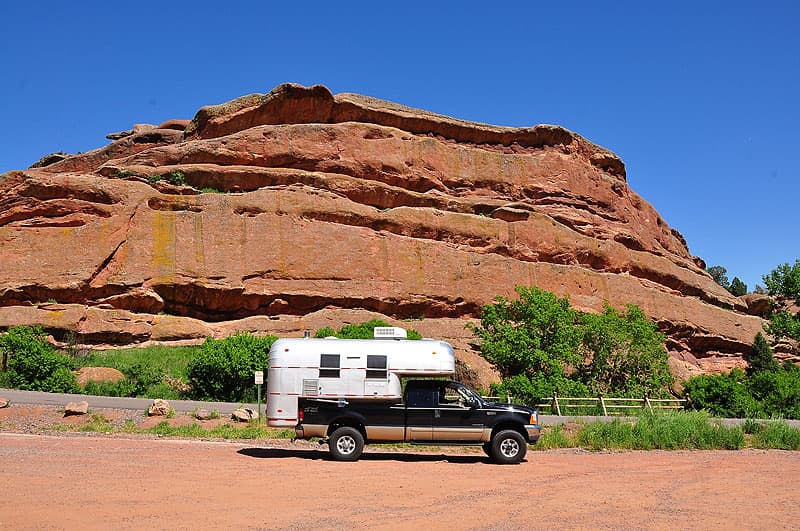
[373,327,407,339]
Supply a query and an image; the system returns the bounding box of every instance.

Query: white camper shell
[266,327,456,427]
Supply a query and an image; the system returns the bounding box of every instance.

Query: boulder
[74,367,125,388]
[148,399,171,417]
[0,398,9,408]
[231,408,258,422]
[64,401,89,416]
[194,409,212,421]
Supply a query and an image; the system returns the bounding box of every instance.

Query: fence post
[506,393,511,404]
[553,388,561,416]
[644,393,653,412]
[599,392,607,416]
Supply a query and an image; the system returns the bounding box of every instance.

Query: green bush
[315,319,422,340]
[682,369,761,418]
[472,286,674,400]
[490,373,590,406]
[0,326,79,393]
[187,333,277,402]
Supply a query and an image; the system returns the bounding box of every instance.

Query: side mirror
[466,397,478,409]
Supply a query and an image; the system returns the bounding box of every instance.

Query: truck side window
[406,387,435,408]
[366,355,387,379]
[319,354,340,378]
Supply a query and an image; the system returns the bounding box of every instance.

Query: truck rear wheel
[491,430,527,464]
[329,427,364,461]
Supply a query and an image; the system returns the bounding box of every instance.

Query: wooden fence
[483,392,687,416]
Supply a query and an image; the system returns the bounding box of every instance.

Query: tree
[707,265,730,290]
[728,277,747,297]
[744,332,779,376]
[762,259,800,303]
[762,259,800,342]
[470,286,582,379]
[315,319,422,340]
[580,304,673,397]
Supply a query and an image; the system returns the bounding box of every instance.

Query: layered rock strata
[0,84,772,383]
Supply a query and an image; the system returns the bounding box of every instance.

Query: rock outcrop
[0,83,777,384]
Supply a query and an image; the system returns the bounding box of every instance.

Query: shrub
[315,319,422,340]
[187,333,277,402]
[745,332,779,375]
[1,326,79,393]
[682,369,762,418]
[490,373,590,406]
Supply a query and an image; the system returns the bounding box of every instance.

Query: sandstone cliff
[0,83,769,385]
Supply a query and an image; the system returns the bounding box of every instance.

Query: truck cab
[296,379,541,464]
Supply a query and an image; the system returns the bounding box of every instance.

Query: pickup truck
[295,380,541,464]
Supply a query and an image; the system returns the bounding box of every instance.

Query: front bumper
[525,424,542,444]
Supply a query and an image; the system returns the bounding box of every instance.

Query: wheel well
[491,422,526,440]
[327,418,366,439]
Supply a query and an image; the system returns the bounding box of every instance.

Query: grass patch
[145,421,294,440]
[535,424,579,450]
[77,344,199,380]
[576,411,745,450]
[77,413,115,433]
[751,421,800,450]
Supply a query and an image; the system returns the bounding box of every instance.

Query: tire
[491,429,527,464]
[328,426,365,462]
[482,442,493,458]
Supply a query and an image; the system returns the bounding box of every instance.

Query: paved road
[0,388,258,415]
[3,388,798,427]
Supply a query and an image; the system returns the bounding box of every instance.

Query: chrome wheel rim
[337,435,356,455]
[500,438,519,457]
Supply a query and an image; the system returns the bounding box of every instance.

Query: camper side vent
[302,379,319,396]
[373,326,407,339]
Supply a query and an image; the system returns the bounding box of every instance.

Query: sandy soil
[1,405,799,530]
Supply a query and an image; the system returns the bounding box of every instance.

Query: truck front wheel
[491,430,527,464]
[329,427,365,461]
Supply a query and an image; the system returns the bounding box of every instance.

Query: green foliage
[762,259,800,302]
[745,332,779,375]
[728,277,748,296]
[683,364,800,419]
[148,170,187,186]
[577,411,744,450]
[706,265,730,289]
[78,345,199,399]
[470,286,581,379]
[490,373,590,405]
[0,326,79,393]
[314,320,422,340]
[534,424,579,449]
[580,304,673,397]
[750,421,800,450]
[765,310,800,341]
[472,286,673,400]
[187,333,277,402]
[762,259,800,342]
[682,369,761,418]
[109,170,138,179]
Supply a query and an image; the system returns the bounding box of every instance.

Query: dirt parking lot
[1,431,799,530]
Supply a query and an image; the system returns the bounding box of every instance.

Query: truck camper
[266,327,455,427]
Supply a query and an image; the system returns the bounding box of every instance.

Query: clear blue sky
[1,1,797,291]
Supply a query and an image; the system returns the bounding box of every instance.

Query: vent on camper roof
[303,379,319,396]
[373,327,407,339]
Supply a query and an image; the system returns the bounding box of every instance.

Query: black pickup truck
[295,380,541,464]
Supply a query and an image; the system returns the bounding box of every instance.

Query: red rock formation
[0,83,778,385]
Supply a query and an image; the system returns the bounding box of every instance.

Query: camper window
[366,355,388,379]
[319,354,340,378]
